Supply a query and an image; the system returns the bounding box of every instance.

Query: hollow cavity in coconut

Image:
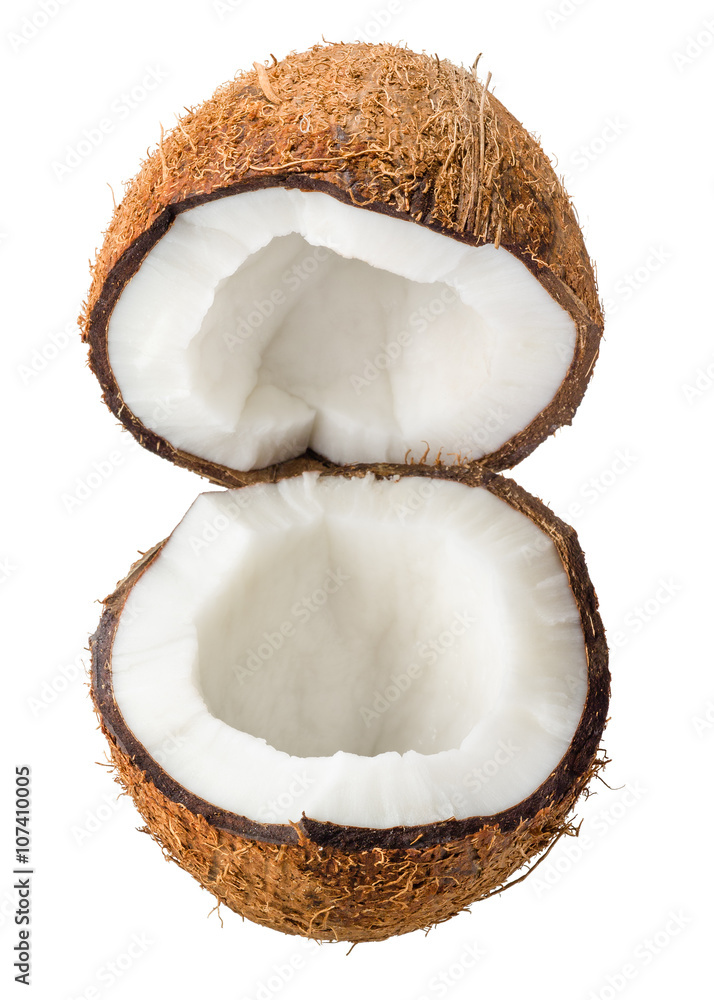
[91,466,609,943]
[81,41,603,486]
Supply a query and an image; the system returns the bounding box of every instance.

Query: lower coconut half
[90,464,609,942]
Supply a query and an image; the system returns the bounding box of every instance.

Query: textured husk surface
[90,464,609,942]
[80,41,604,483]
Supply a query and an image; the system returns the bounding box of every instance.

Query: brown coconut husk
[90,463,609,942]
[80,41,604,484]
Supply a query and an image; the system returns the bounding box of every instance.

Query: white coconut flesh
[111,473,588,829]
[108,188,577,470]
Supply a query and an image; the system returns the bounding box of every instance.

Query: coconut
[83,41,610,943]
[80,41,603,485]
[91,463,609,943]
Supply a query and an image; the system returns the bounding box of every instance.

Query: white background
[2,0,712,997]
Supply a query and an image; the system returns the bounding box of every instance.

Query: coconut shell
[80,41,604,485]
[90,464,609,942]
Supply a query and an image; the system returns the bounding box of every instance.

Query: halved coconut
[91,465,609,942]
[80,41,603,485]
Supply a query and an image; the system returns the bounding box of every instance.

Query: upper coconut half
[80,41,603,487]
